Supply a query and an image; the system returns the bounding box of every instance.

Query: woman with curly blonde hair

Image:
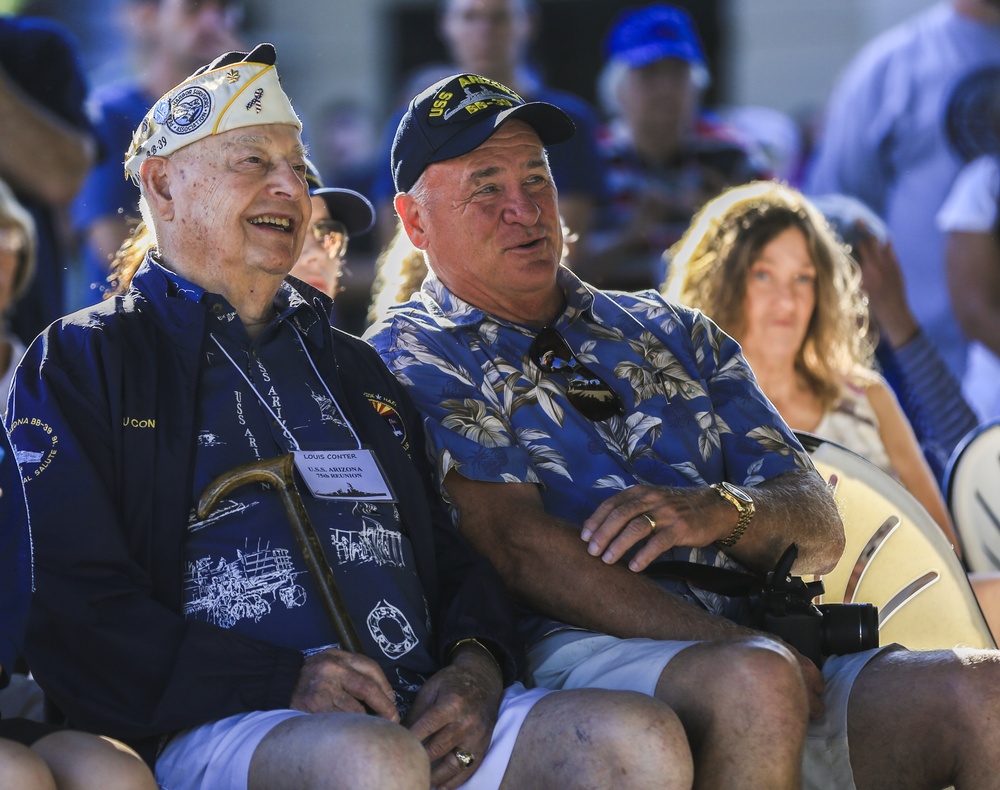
[663,180,957,542]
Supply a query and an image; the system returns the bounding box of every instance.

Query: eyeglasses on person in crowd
[529,326,626,422]
[0,226,25,255]
[309,219,350,261]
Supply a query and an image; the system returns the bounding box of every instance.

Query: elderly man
[6,45,694,790]
[365,71,1000,789]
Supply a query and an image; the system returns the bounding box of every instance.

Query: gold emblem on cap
[226,69,241,84]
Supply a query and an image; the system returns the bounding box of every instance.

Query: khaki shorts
[156,682,550,790]
[528,630,892,790]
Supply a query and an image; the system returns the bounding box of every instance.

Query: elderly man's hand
[581,484,727,570]
[290,648,399,722]
[405,646,502,790]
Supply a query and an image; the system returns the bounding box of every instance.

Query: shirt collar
[419,265,600,332]
[153,253,327,345]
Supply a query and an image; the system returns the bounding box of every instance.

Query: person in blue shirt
[367,69,1000,789]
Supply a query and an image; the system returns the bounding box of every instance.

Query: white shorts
[527,630,893,790]
[155,682,550,790]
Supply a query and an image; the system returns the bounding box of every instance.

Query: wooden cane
[196,453,365,654]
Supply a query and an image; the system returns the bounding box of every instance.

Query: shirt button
[211,303,223,315]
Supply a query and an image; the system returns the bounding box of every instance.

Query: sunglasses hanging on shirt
[529,327,626,422]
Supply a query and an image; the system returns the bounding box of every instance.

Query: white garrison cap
[124,43,301,183]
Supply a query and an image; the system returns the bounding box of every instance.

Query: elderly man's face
[162,124,310,282]
[404,120,562,313]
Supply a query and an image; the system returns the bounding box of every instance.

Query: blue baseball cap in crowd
[391,72,576,193]
[605,4,706,69]
[304,160,375,236]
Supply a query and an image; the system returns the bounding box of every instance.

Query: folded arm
[444,472,766,643]
[581,469,845,576]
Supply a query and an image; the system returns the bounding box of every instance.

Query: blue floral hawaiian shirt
[365,266,813,645]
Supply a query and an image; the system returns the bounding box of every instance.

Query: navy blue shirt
[163,265,437,714]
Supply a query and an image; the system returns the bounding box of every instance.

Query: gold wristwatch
[711,482,755,547]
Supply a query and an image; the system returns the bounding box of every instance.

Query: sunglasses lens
[530,328,624,421]
[311,221,349,259]
[532,329,571,373]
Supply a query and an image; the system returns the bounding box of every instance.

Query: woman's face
[739,225,816,362]
[289,196,346,298]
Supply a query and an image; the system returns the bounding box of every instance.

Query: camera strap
[645,561,765,597]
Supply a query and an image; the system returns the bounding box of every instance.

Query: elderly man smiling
[6,45,694,790]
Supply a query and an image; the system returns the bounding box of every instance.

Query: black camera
[748,544,880,667]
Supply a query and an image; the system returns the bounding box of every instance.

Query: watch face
[723,482,753,504]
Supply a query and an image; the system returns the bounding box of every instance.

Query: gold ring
[454,748,475,769]
[640,512,656,530]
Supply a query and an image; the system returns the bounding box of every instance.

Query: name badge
[293,449,395,501]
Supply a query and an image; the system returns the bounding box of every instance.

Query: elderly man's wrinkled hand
[405,649,502,790]
[290,648,399,722]
[581,484,721,571]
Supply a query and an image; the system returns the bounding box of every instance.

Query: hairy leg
[32,731,155,790]
[849,648,1000,790]
[249,713,428,790]
[655,637,809,790]
[500,688,693,790]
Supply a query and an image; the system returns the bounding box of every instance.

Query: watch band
[712,482,755,547]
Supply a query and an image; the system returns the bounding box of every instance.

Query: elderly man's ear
[139,157,174,221]
[394,193,427,250]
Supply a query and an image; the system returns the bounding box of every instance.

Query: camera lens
[817,603,880,656]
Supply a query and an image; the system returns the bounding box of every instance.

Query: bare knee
[0,737,56,790]
[659,638,809,728]
[581,690,693,790]
[942,649,1000,736]
[847,648,1000,789]
[504,689,693,790]
[250,714,428,790]
[727,637,808,700]
[32,730,155,790]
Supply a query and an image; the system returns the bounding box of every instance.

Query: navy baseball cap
[391,73,576,193]
[304,159,375,236]
[605,4,706,69]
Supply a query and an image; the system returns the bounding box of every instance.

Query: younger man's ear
[394,193,429,251]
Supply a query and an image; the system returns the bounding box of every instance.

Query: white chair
[944,420,1000,575]
[797,431,995,651]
